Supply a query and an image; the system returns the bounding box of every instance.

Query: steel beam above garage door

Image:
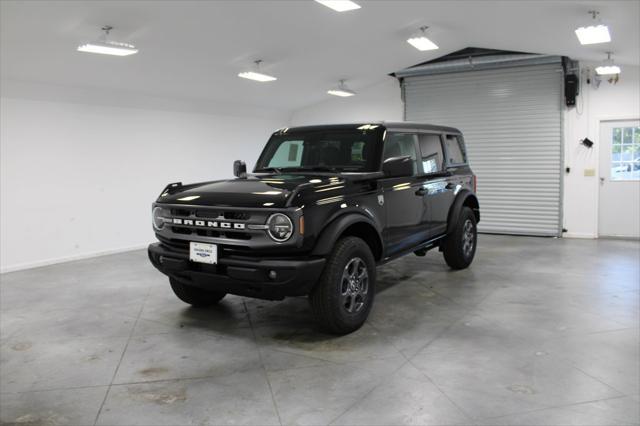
[400,59,564,237]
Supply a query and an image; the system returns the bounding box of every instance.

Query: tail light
[473,175,477,193]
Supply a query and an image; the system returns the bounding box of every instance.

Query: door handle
[600,177,605,184]
[415,187,427,196]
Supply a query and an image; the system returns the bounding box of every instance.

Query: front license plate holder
[189,242,218,264]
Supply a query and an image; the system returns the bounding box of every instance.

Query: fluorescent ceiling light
[328,80,355,97]
[78,41,138,56]
[575,25,611,45]
[314,0,361,12]
[238,60,277,82]
[238,71,277,82]
[407,26,439,51]
[595,65,621,75]
[77,26,138,56]
[327,89,355,97]
[575,11,611,45]
[595,52,621,76]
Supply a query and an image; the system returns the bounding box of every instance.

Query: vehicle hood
[156,174,347,208]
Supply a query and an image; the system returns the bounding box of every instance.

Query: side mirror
[233,160,247,179]
[382,156,413,178]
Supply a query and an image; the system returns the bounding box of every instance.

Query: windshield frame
[254,127,386,174]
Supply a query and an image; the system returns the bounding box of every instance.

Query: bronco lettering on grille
[172,218,245,230]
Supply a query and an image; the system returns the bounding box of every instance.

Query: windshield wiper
[295,166,342,172]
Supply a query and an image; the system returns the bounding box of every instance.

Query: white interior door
[598,120,640,238]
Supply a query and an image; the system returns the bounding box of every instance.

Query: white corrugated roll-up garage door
[402,62,563,236]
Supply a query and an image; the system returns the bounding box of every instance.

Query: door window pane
[613,128,622,144]
[418,134,444,173]
[383,133,418,175]
[611,126,640,180]
[444,135,466,165]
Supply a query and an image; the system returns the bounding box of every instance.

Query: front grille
[159,204,266,243]
[171,208,192,217]
[223,212,251,221]
[157,235,189,252]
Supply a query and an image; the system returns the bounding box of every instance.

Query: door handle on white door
[600,177,605,184]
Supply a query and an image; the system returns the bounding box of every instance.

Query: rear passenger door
[434,134,469,235]
[415,133,451,237]
[380,132,428,256]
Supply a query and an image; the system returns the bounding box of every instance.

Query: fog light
[268,270,277,280]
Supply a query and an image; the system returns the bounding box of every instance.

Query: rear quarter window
[444,135,466,165]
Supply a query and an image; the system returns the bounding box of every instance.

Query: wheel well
[464,196,480,223]
[340,222,383,261]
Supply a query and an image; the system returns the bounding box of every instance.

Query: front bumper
[148,243,325,300]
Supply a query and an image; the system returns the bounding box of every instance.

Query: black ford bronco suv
[148,123,479,334]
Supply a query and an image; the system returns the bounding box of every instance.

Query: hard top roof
[275,122,462,135]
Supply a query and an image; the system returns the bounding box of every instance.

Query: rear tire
[309,237,376,335]
[442,206,477,270]
[169,277,226,307]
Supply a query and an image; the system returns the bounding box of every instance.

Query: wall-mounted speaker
[565,74,578,107]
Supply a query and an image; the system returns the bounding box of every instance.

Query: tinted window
[444,135,466,165]
[418,134,444,173]
[383,133,419,175]
[256,128,383,172]
[268,140,303,168]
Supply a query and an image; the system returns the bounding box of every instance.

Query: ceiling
[1,0,638,113]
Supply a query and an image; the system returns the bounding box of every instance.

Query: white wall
[290,66,640,239]
[563,64,640,238]
[0,87,285,272]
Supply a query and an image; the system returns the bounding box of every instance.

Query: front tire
[309,237,376,335]
[442,206,477,270]
[169,278,226,307]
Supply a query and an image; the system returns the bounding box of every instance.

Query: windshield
[254,128,384,173]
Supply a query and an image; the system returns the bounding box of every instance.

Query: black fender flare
[446,190,480,235]
[311,213,383,258]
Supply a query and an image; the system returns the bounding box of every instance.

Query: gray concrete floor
[1,235,639,426]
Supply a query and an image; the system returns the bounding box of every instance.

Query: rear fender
[446,190,480,235]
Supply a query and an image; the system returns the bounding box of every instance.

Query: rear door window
[418,134,444,173]
[444,135,466,165]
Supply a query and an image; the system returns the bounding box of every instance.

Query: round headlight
[267,213,293,242]
[152,206,168,231]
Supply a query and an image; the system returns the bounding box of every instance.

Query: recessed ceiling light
[238,60,277,82]
[77,26,138,56]
[595,52,621,75]
[407,26,439,51]
[575,11,611,45]
[314,0,361,12]
[328,80,356,97]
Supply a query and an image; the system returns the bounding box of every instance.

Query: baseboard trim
[597,235,640,241]
[563,233,597,239]
[0,244,149,274]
